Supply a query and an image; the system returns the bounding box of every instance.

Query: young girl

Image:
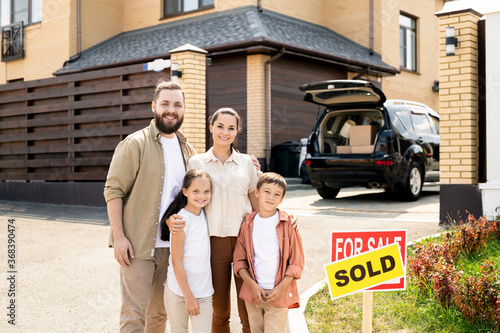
[160,169,214,333]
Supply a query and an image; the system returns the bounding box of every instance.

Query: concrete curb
[406,231,444,248]
[286,279,326,333]
[286,231,446,332]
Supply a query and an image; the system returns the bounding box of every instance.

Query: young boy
[233,172,305,333]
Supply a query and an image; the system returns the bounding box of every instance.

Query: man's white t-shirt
[253,211,280,290]
[167,208,214,298]
[155,135,185,248]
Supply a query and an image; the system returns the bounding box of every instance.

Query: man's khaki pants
[119,247,170,333]
[245,300,288,333]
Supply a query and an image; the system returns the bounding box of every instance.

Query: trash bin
[271,141,301,177]
[299,138,311,184]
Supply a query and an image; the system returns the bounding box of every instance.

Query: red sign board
[330,230,407,291]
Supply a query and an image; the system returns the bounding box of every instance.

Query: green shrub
[408,214,500,329]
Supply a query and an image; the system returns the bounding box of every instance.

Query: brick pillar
[169,44,208,153]
[246,54,268,160]
[436,9,483,224]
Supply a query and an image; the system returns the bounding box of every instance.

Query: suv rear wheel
[317,183,341,199]
[401,162,423,201]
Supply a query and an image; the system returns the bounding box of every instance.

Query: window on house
[1,22,23,61]
[164,0,214,17]
[0,0,42,27]
[399,14,416,71]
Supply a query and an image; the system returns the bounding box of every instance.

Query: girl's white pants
[164,286,213,332]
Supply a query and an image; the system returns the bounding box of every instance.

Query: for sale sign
[330,230,407,291]
[324,243,405,300]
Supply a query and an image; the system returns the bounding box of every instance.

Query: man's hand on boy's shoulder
[285,212,299,230]
[291,213,299,229]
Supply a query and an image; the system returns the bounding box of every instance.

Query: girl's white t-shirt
[167,208,214,298]
[155,135,185,248]
[252,211,280,290]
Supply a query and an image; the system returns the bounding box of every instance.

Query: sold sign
[331,230,407,291]
[324,243,404,300]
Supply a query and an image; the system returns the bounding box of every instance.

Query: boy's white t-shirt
[167,208,214,298]
[155,135,185,248]
[252,211,280,290]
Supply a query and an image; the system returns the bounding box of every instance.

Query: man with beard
[104,80,196,333]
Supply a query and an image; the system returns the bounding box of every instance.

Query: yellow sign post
[324,243,404,300]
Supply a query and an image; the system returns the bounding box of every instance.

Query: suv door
[409,110,439,181]
[391,109,417,154]
[300,80,386,108]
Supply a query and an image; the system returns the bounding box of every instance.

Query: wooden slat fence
[0,64,169,182]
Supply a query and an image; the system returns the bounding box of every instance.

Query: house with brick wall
[0,0,445,205]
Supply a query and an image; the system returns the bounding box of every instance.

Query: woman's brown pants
[210,236,250,333]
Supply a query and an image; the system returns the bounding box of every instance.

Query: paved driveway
[0,186,442,332]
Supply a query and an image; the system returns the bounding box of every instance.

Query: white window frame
[0,0,42,27]
[399,13,417,72]
[164,0,214,18]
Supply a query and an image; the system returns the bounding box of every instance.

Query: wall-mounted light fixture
[171,62,183,82]
[445,26,458,56]
[432,80,439,92]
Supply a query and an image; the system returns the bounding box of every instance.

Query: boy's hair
[256,172,287,197]
[160,169,211,241]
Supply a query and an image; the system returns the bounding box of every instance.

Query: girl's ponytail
[160,191,187,241]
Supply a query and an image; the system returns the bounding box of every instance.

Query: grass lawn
[304,236,500,332]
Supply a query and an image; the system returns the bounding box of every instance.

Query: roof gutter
[369,0,374,55]
[54,53,172,76]
[265,47,285,170]
[204,38,399,75]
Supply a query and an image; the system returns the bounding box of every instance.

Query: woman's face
[210,113,238,147]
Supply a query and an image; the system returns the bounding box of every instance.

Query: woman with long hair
[185,107,259,333]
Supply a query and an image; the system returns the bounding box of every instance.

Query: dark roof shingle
[57,6,397,74]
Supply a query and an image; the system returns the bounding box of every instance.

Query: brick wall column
[437,10,481,185]
[436,9,483,224]
[246,54,269,159]
[169,44,208,153]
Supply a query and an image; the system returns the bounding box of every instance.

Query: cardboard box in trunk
[350,125,377,146]
[336,146,352,154]
[351,145,374,154]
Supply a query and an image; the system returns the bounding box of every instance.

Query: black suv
[300,80,439,201]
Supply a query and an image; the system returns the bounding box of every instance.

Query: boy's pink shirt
[233,209,305,308]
